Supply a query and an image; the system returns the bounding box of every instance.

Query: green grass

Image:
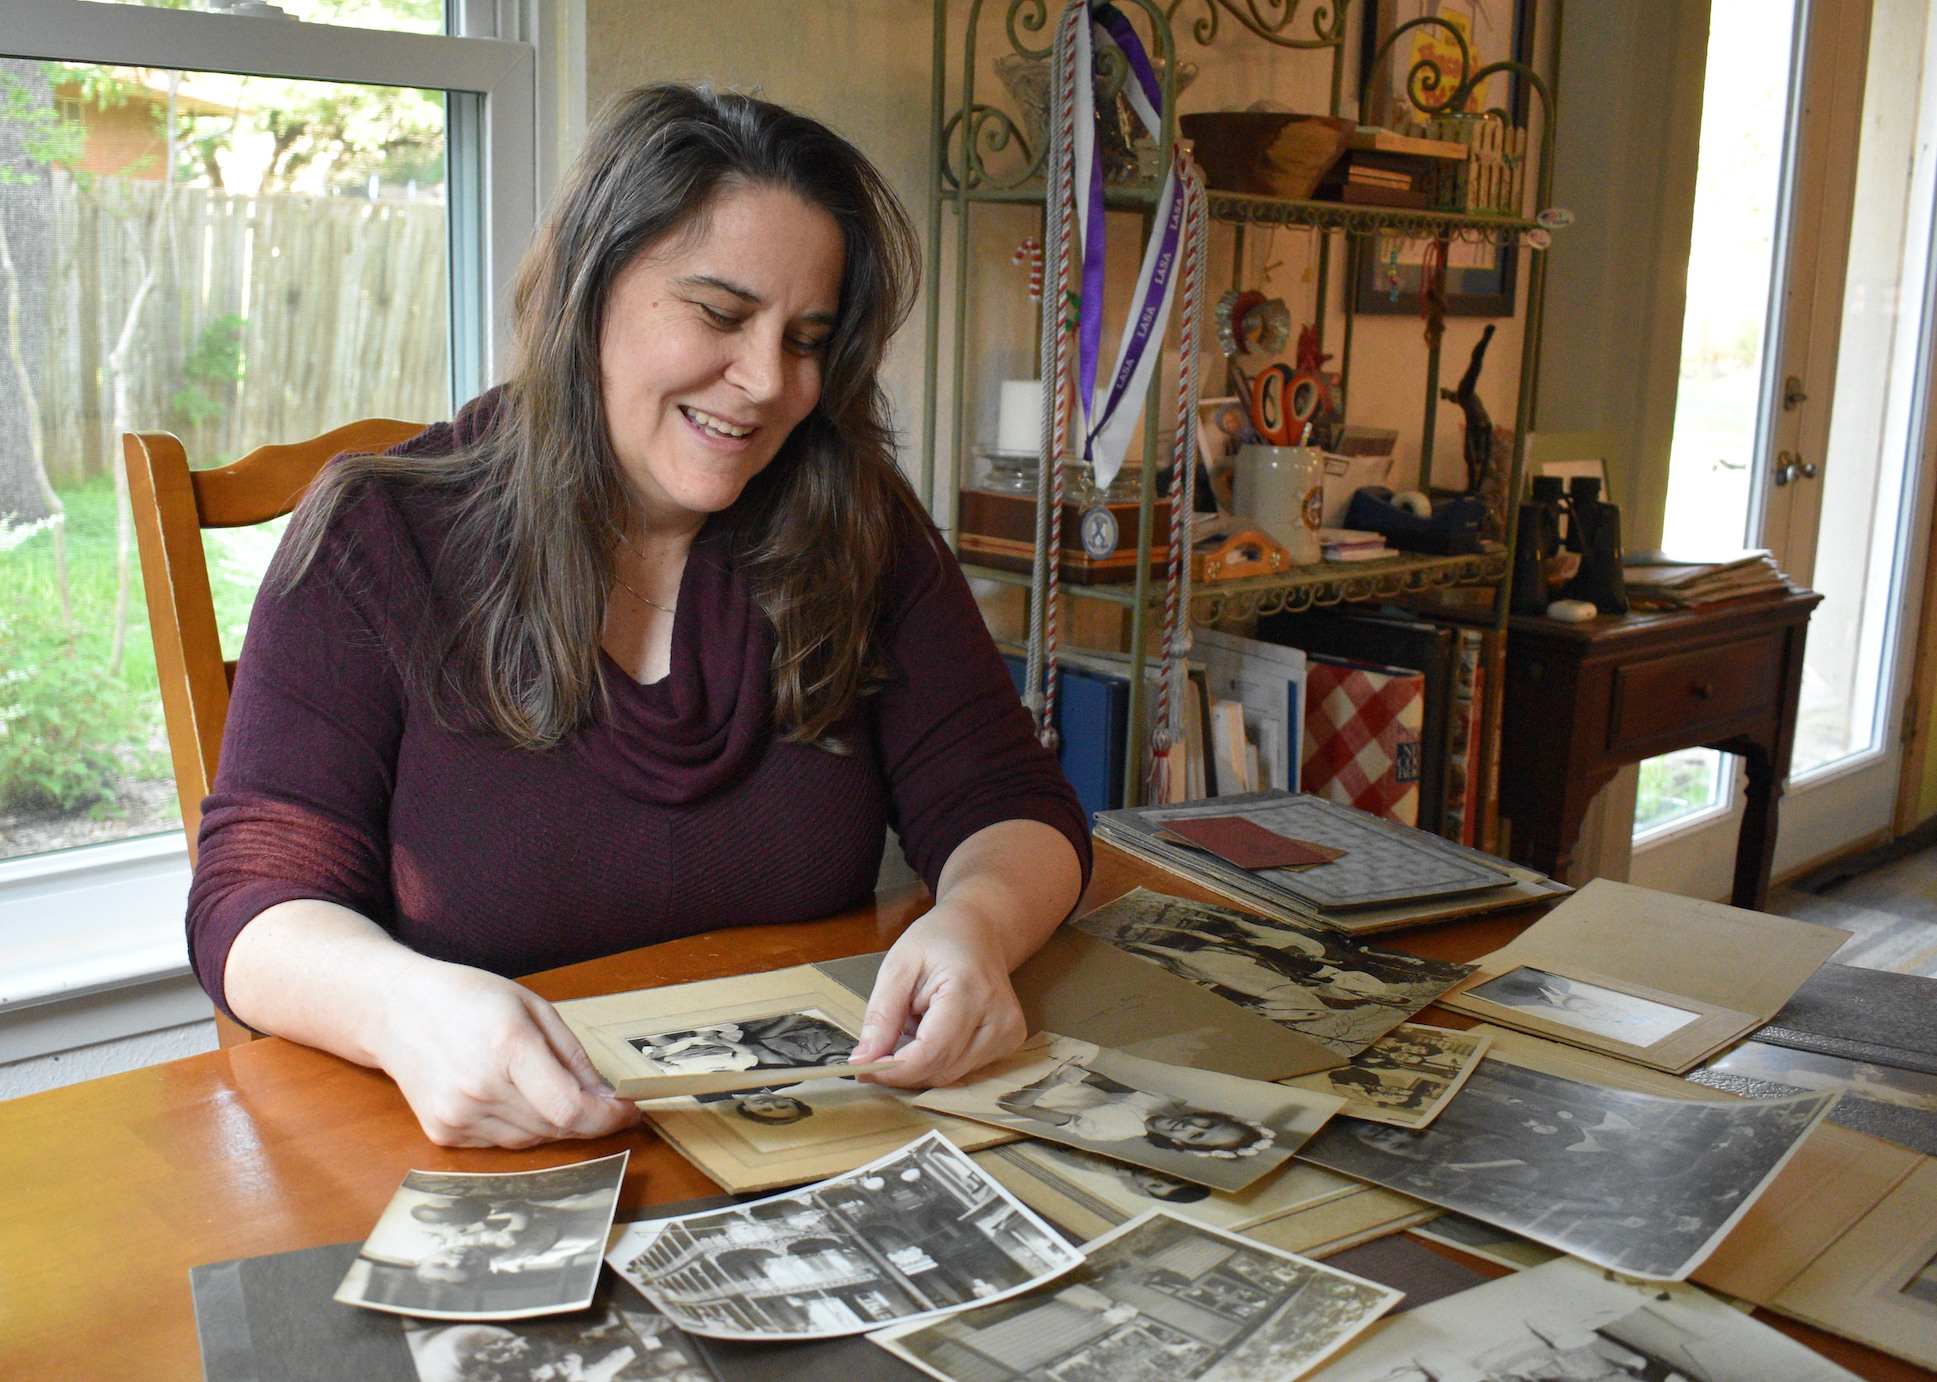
[0,476,282,818]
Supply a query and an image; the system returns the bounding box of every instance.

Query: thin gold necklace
[613,531,677,615]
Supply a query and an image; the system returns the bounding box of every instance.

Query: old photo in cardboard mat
[608,1132,1081,1341]
[334,1153,628,1321]
[972,1140,1361,1240]
[870,1209,1401,1382]
[916,1036,1345,1193]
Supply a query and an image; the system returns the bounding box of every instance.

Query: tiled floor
[1768,845,1937,977]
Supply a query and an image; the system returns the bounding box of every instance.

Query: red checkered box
[1300,653,1426,825]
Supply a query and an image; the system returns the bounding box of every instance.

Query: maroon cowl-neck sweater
[186,406,1089,1018]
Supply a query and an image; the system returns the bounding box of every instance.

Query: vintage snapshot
[401,1278,719,1382]
[1070,888,1474,1056]
[1408,1212,1562,1272]
[1302,1254,1861,1382]
[1295,1058,1837,1280]
[1467,966,1703,1046]
[871,1209,1400,1382]
[974,1141,1360,1239]
[335,1153,628,1321]
[1702,1040,1937,1112]
[607,1131,1081,1341]
[1285,1024,1491,1128]
[558,968,1009,1193]
[916,1036,1345,1194]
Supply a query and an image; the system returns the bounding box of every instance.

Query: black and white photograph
[1406,1212,1561,1272]
[335,1153,629,1321]
[1905,1250,1937,1307]
[1466,966,1702,1047]
[629,1012,860,1076]
[1287,1024,1491,1129]
[1300,1254,1862,1382]
[1700,1040,1937,1112]
[977,1140,1360,1237]
[870,1209,1400,1382]
[916,1037,1345,1193]
[401,1279,719,1382]
[607,1131,1082,1340]
[1071,889,1475,1056]
[1294,1058,1837,1280]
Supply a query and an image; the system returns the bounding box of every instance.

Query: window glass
[0,58,448,859]
[89,0,445,37]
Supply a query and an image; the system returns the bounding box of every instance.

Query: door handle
[1773,451,1820,486]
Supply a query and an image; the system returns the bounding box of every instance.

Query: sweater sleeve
[185,485,418,1019]
[868,514,1093,895]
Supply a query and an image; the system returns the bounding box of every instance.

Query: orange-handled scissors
[1248,363,1297,446]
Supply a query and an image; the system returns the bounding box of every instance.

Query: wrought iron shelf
[961,548,1507,621]
[943,184,1539,245]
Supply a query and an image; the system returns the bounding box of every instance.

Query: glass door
[1633,0,1937,896]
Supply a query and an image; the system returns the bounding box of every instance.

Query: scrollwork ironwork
[1191,552,1506,622]
[1005,0,1055,61]
[941,102,1045,192]
[1166,0,1347,50]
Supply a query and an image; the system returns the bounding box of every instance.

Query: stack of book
[1312,126,1465,209]
[1318,527,1388,562]
[1623,547,1794,608]
[1093,788,1567,936]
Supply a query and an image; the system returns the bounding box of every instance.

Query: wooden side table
[1497,590,1822,909]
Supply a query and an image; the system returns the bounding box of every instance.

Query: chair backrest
[125,420,422,1047]
[125,418,425,856]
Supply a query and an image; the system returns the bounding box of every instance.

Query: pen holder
[1231,444,1323,565]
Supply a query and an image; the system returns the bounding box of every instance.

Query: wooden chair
[125,419,423,1046]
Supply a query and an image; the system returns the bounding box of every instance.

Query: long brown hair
[278,84,924,749]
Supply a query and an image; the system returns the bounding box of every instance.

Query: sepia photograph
[1070,889,1474,1057]
[1301,1254,1862,1382]
[629,1011,860,1076]
[1295,1058,1836,1280]
[607,1132,1081,1340]
[335,1153,629,1321]
[1286,1024,1491,1129]
[1466,966,1702,1047]
[871,1209,1400,1382]
[402,1278,719,1382]
[916,1037,1345,1193]
[975,1141,1360,1239]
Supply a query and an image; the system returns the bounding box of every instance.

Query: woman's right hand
[366,959,641,1149]
[224,899,639,1149]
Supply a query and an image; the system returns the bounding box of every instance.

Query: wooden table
[0,842,1918,1381]
[1497,590,1822,908]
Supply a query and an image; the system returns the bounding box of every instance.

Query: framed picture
[1353,0,1536,319]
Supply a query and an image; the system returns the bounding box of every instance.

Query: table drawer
[1611,633,1783,749]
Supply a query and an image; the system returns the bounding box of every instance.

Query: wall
[586,1,1533,517]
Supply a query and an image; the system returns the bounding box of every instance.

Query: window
[0,1,542,871]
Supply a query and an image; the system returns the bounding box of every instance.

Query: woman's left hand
[848,907,1028,1087]
[846,818,1082,1088]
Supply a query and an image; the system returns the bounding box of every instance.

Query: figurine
[1441,323,1497,497]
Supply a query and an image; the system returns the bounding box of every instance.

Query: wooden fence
[40,172,448,481]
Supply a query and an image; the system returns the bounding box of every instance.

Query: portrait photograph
[607,1132,1081,1341]
[975,1140,1360,1239]
[628,1011,859,1077]
[1466,966,1703,1047]
[917,1036,1345,1194]
[1287,1023,1491,1128]
[1294,1058,1836,1280]
[871,1209,1400,1382]
[1302,1254,1862,1382]
[335,1153,629,1321]
[1071,888,1475,1057]
[401,1284,719,1382]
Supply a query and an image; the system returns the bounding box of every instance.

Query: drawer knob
[1691,681,1715,699]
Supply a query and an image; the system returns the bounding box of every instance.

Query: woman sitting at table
[186,84,1088,1150]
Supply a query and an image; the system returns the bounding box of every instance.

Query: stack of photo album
[1092,790,1572,935]
[188,870,1937,1382]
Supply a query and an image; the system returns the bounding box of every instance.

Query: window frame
[0,0,569,1043]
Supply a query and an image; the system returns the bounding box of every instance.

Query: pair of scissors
[1248,362,1298,445]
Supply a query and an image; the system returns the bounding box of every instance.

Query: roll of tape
[1392,490,1433,518]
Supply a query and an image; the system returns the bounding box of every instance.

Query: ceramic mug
[1232,443,1323,564]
